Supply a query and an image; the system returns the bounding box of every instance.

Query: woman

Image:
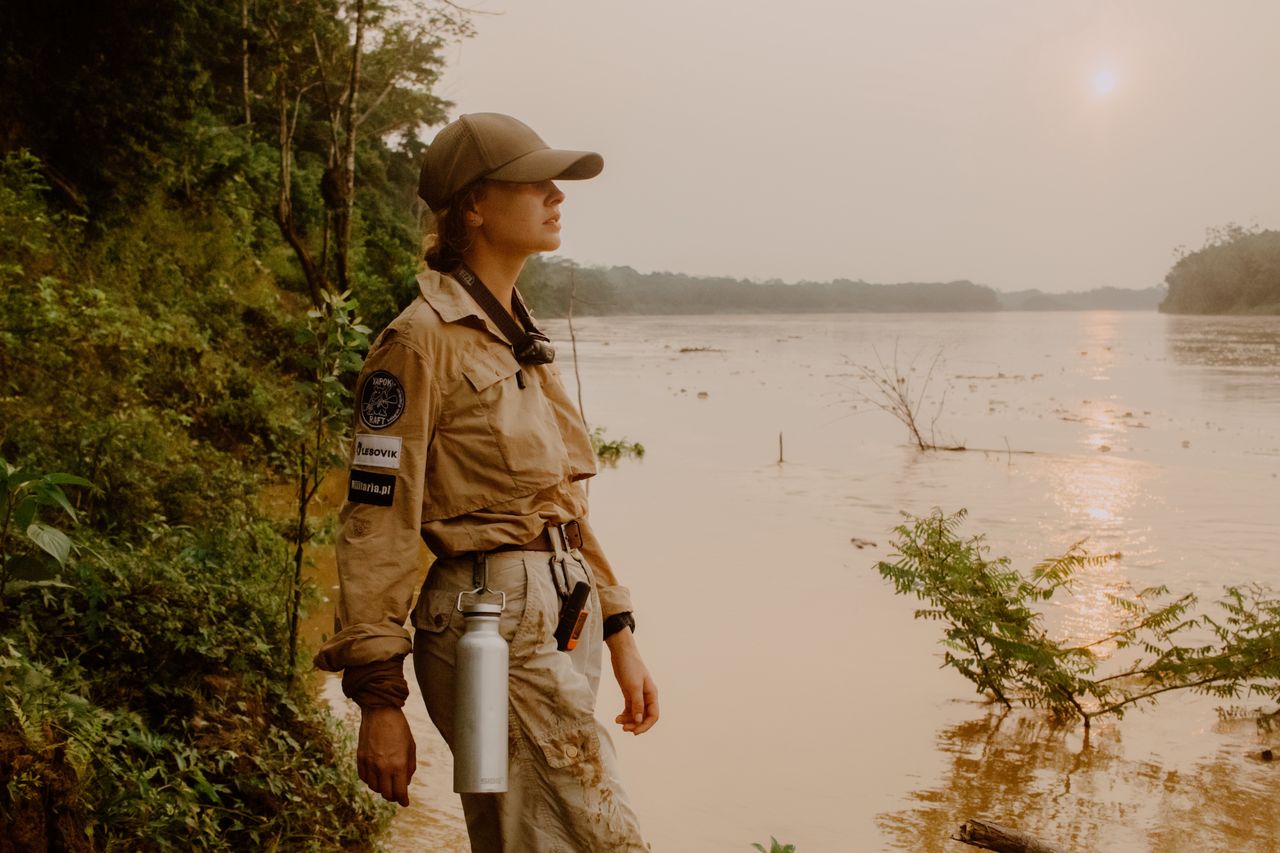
[314,113,657,852]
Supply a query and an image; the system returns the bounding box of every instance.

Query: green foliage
[876,509,1280,726]
[0,458,93,604]
[751,838,797,853]
[0,517,390,849]
[1160,224,1280,315]
[0,158,298,535]
[297,291,373,454]
[282,290,371,672]
[1,0,458,329]
[0,144,393,843]
[590,427,646,468]
[0,0,214,208]
[0,1,469,844]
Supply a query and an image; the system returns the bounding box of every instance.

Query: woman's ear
[463,182,488,228]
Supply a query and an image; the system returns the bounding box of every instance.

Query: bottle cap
[461,600,503,617]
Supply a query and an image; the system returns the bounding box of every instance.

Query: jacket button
[434,614,445,627]
[563,744,579,759]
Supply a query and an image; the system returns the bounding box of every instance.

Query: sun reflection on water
[1038,450,1156,652]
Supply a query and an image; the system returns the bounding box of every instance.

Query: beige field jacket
[314,270,633,675]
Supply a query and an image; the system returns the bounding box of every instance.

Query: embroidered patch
[348,470,396,506]
[352,433,402,470]
[359,370,405,429]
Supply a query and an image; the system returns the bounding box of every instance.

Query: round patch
[359,370,406,430]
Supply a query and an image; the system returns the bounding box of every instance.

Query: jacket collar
[417,269,514,345]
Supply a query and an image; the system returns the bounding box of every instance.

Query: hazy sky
[433,1,1280,292]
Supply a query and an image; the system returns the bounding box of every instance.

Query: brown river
[303,311,1280,852]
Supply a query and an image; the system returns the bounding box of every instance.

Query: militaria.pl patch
[353,433,402,469]
[348,470,396,506]
[359,370,405,429]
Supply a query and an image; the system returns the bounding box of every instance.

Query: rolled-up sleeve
[576,512,634,619]
[313,337,438,675]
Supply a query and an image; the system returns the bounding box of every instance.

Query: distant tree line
[518,258,1001,317]
[998,285,1165,312]
[518,259,1170,317]
[1160,224,1280,315]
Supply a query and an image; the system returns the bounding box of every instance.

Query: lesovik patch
[360,370,405,429]
[353,433,402,469]
[348,470,396,506]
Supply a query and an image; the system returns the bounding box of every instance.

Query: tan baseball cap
[417,113,604,212]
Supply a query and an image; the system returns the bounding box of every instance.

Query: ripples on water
[878,708,1280,852]
[309,312,1280,852]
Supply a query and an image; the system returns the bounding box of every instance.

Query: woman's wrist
[605,622,638,655]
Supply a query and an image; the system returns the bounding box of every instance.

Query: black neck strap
[452,264,548,350]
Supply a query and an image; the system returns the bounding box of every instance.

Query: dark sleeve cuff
[341,657,410,710]
[602,611,635,640]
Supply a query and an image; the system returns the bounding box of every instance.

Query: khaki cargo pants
[412,550,647,852]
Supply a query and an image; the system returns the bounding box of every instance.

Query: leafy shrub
[1,518,390,849]
[876,509,1280,726]
[590,427,645,467]
[751,838,796,853]
[0,151,388,848]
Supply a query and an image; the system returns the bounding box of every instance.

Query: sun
[1092,69,1118,96]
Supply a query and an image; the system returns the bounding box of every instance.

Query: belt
[491,519,583,553]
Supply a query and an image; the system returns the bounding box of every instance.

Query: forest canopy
[1160,224,1280,315]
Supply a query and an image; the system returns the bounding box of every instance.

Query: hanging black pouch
[554,582,590,652]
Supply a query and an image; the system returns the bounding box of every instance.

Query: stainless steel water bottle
[453,599,508,793]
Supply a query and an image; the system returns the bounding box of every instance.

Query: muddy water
[305,311,1280,852]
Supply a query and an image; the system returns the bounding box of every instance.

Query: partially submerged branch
[954,818,1066,853]
[850,344,963,451]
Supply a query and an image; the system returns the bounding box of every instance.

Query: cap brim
[486,148,603,183]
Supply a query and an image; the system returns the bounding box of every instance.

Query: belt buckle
[549,519,582,556]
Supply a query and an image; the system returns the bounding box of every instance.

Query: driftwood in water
[953,818,1067,853]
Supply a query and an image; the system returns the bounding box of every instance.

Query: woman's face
[470,179,566,258]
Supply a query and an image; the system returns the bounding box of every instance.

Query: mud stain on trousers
[412,550,648,852]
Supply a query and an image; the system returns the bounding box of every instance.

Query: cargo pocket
[412,557,531,645]
[533,717,601,770]
[411,588,461,634]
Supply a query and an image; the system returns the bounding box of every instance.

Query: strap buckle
[545,520,588,601]
[459,552,506,612]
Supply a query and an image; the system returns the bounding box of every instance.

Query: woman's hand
[606,628,660,735]
[357,706,417,806]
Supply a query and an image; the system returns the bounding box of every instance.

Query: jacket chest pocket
[424,348,569,519]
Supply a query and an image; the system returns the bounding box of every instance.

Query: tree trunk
[953,819,1067,853]
[287,443,307,678]
[241,0,252,127]
[274,68,328,308]
[334,0,365,291]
